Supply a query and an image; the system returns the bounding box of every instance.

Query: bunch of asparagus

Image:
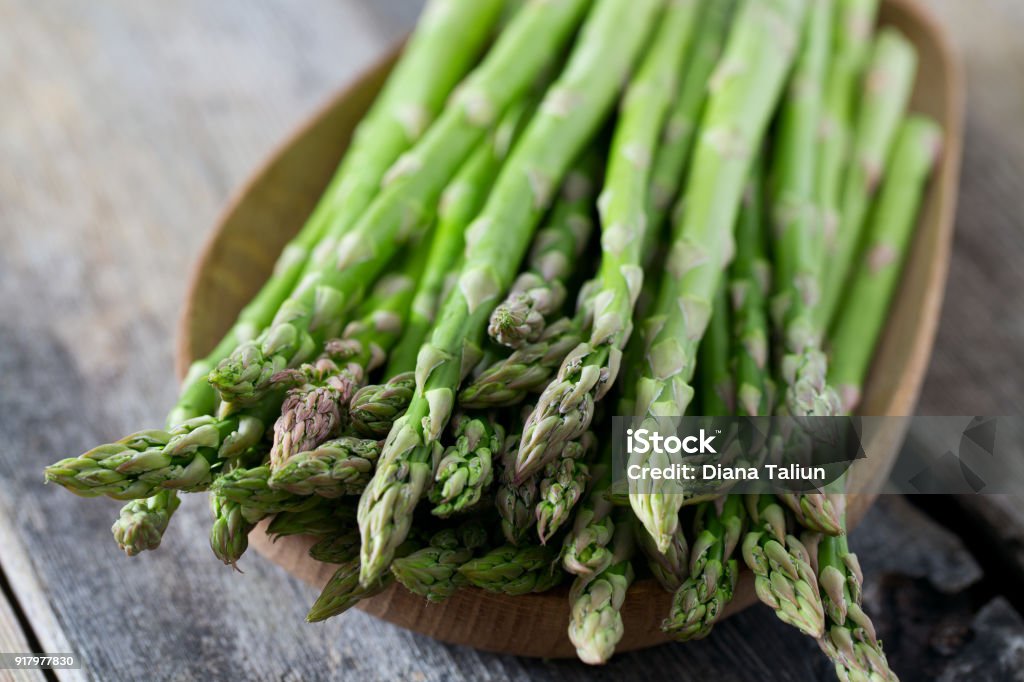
[45,0,942,673]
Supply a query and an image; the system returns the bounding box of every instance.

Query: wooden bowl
[177,0,962,659]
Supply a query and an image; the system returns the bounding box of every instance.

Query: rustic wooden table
[2,1,1023,680]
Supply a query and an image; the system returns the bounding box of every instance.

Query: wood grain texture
[0,508,82,682]
[0,0,1022,680]
[0,590,45,682]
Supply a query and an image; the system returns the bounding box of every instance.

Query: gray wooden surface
[1,1,1023,681]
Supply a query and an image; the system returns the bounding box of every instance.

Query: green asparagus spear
[662,496,745,641]
[536,432,595,543]
[209,494,264,568]
[646,0,735,239]
[731,164,775,417]
[818,28,918,328]
[698,286,733,415]
[516,0,696,480]
[742,495,826,637]
[358,0,662,586]
[816,516,898,681]
[630,0,808,552]
[568,515,636,665]
[828,116,942,411]
[267,437,383,498]
[562,462,616,578]
[816,0,882,282]
[111,490,181,556]
[458,543,562,595]
[45,405,276,499]
[268,351,364,472]
[169,0,505,425]
[770,0,841,420]
[430,416,502,517]
[391,522,488,602]
[306,538,421,622]
[349,373,416,439]
[637,521,689,593]
[488,159,598,347]
[210,465,322,516]
[208,0,592,407]
[266,502,356,539]
[496,420,540,545]
[308,529,362,564]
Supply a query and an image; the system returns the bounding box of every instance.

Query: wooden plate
[177,0,963,659]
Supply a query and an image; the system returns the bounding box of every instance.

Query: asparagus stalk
[458,543,563,595]
[645,0,736,238]
[828,116,942,411]
[111,490,181,556]
[266,502,356,539]
[496,420,540,545]
[391,522,488,602]
[536,431,595,543]
[816,0,883,295]
[209,493,266,568]
[630,0,808,551]
[742,495,826,637]
[488,160,598,348]
[816,521,898,681]
[662,496,745,641]
[516,0,696,480]
[637,521,689,593]
[268,351,364,472]
[208,0,592,407]
[731,164,775,417]
[766,1,845,532]
[308,529,362,564]
[169,0,505,425]
[358,0,662,586]
[306,538,421,622]
[429,416,503,517]
[387,100,536,375]
[44,406,275,499]
[770,0,841,420]
[349,373,416,439]
[568,515,636,665]
[811,119,939,681]
[562,463,616,578]
[817,28,918,328]
[698,286,733,415]
[210,465,323,516]
[267,437,383,498]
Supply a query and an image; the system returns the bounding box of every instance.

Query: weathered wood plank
[0,581,46,682]
[0,505,84,682]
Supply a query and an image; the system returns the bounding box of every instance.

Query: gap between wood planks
[0,562,51,682]
[0,503,81,682]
